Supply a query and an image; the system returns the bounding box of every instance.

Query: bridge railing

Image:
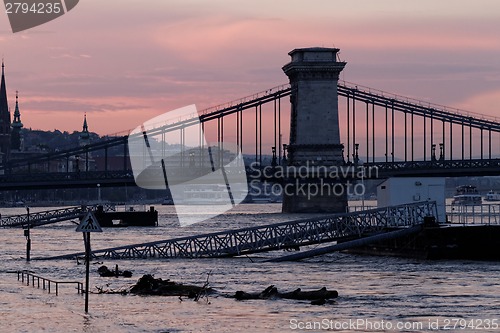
[364,159,500,170]
[0,170,133,183]
[339,80,500,124]
[362,159,500,178]
[200,83,291,116]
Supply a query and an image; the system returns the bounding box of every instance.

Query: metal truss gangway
[43,202,437,261]
[0,204,115,228]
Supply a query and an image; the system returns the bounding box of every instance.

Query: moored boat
[452,185,482,205]
[484,190,500,202]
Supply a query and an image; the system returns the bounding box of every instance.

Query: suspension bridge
[1,79,500,191]
[2,47,499,260]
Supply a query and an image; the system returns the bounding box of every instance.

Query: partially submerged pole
[268,225,424,262]
[25,207,31,262]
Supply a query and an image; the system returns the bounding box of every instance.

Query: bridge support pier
[282,47,347,213]
[282,179,348,213]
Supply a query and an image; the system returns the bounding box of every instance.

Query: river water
[1,203,499,332]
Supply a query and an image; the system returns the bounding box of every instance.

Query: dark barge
[346,223,500,260]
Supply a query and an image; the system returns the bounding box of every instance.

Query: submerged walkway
[0,204,114,228]
[42,202,437,260]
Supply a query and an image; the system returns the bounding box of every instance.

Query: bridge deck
[41,202,436,260]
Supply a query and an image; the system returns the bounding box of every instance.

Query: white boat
[181,184,247,205]
[484,190,500,202]
[452,185,482,205]
[247,182,282,203]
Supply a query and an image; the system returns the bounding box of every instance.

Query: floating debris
[94,274,338,306]
[97,265,132,278]
[129,274,213,298]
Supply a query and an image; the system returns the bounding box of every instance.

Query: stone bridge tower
[282,47,347,213]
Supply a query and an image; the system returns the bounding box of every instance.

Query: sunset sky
[1,0,500,137]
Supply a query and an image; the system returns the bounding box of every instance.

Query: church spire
[0,60,11,162]
[0,60,9,119]
[79,113,90,146]
[82,113,88,132]
[12,91,23,127]
[10,91,23,151]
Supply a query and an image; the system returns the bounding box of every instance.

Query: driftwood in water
[97,265,132,278]
[280,287,338,300]
[95,274,337,306]
[95,286,128,295]
[235,285,338,305]
[129,274,213,298]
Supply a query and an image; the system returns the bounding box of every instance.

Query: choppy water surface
[1,204,499,332]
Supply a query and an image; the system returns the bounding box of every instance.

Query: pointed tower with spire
[11,91,23,151]
[79,113,90,146]
[0,61,12,163]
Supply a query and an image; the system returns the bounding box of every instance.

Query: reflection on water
[1,204,500,332]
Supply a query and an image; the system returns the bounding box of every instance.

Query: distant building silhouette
[0,62,96,172]
[0,65,99,174]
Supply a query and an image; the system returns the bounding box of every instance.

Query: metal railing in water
[17,270,84,295]
[446,204,500,225]
[349,202,500,226]
[1,204,116,228]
